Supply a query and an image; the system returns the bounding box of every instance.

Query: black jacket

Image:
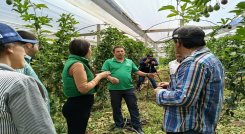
[139,57,158,73]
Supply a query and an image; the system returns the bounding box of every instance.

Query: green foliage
[122,38,149,66]
[230,2,245,40]
[12,0,52,32]
[161,41,176,65]
[35,13,79,134]
[158,0,226,23]
[207,36,245,118]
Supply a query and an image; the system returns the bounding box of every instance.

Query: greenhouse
[0,0,244,134]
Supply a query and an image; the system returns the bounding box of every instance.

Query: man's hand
[157,82,169,88]
[107,76,119,84]
[145,58,151,63]
[147,73,156,78]
[153,87,163,95]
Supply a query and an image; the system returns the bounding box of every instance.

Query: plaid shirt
[156,47,224,134]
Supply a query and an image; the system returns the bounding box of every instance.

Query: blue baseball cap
[0,23,38,45]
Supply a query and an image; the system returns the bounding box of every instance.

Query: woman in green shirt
[62,39,110,134]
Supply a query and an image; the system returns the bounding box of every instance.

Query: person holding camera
[136,54,158,90]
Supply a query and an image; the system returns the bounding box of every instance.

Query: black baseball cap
[0,23,38,45]
[147,54,153,57]
[172,25,205,39]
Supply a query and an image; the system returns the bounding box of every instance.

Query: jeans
[109,88,142,129]
[62,95,94,134]
[137,76,157,89]
[166,129,202,134]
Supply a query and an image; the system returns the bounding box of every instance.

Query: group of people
[0,22,224,134]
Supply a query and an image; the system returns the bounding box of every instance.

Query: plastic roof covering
[113,0,243,42]
[0,0,143,43]
[0,0,106,43]
[0,0,243,44]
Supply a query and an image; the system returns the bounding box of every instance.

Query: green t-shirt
[101,58,138,90]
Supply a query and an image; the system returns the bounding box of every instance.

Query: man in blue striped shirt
[154,25,224,134]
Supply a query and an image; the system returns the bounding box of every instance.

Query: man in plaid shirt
[154,25,224,134]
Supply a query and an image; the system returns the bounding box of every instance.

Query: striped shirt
[156,47,224,134]
[0,64,56,134]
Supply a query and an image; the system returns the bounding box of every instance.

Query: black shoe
[133,127,144,134]
[110,125,122,131]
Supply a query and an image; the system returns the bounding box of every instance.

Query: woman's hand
[97,71,111,78]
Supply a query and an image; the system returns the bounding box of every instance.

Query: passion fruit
[208,5,213,12]
[204,13,210,18]
[221,0,228,5]
[6,0,12,5]
[214,3,220,11]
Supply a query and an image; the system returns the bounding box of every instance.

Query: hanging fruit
[221,0,228,5]
[6,0,12,5]
[227,25,232,29]
[208,5,213,12]
[204,13,210,18]
[203,6,208,14]
[196,18,200,22]
[214,3,220,11]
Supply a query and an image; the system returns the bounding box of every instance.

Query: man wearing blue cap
[154,25,224,134]
[0,23,56,134]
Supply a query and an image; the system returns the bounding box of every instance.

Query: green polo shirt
[101,58,138,90]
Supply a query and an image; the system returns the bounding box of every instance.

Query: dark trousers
[62,95,94,134]
[167,129,202,134]
[137,76,157,89]
[109,88,141,129]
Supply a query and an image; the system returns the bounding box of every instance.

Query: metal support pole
[97,24,101,46]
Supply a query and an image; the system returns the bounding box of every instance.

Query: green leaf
[221,18,226,24]
[170,9,179,14]
[230,52,236,56]
[181,3,188,12]
[167,13,179,18]
[229,10,242,15]
[158,5,175,11]
[181,0,191,2]
[236,2,245,9]
[35,4,48,9]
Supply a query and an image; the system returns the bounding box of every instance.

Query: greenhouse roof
[0,0,243,47]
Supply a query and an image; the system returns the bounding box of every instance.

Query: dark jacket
[139,57,158,73]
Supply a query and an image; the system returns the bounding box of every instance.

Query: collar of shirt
[112,57,126,63]
[68,54,89,64]
[181,47,210,63]
[0,63,14,71]
[24,55,32,63]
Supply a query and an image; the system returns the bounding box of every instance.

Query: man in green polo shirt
[101,46,155,134]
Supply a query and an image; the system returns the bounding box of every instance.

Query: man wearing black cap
[136,54,158,90]
[0,23,56,134]
[154,26,224,134]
